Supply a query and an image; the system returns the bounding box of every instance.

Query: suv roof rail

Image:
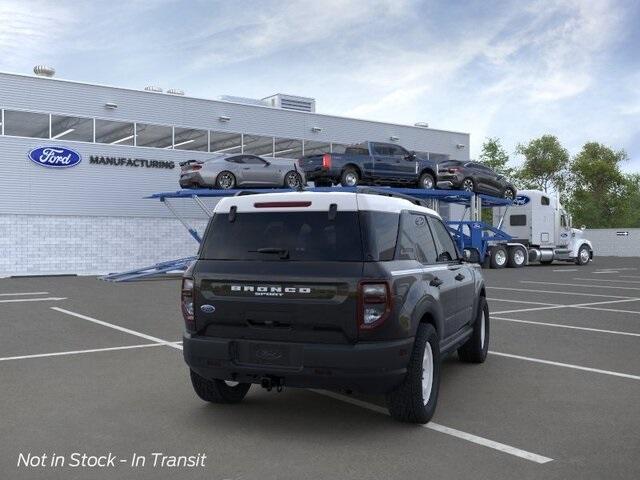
[355,186,430,208]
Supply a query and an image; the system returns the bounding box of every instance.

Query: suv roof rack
[355,186,430,208]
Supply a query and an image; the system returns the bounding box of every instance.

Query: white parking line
[0,343,164,362]
[0,297,67,304]
[0,291,49,296]
[573,278,640,284]
[487,286,636,299]
[552,269,578,272]
[521,281,640,291]
[489,351,640,381]
[311,390,553,464]
[51,307,182,350]
[491,297,640,315]
[620,275,640,279]
[487,298,558,306]
[492,316,640,337]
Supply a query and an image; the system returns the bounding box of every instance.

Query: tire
[489,245,507,269]
[458,297,489,363]
[418,172,435,189]
[215,171,236,189]
[190,370,251,404]
[503,187,516,200]
[507,246,526,268]
[461,177,475,192]
[386,323,440,424]
[575,244,591,265]
[340,167,359,187]
[465,248,481,263]
[284,171,303,189]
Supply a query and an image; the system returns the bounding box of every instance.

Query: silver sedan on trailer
[179,154,305,189]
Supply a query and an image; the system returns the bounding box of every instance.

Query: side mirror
[264,161,271,166]
[581,225,586,231]
[405,151,416,161]
[462,249,472,262]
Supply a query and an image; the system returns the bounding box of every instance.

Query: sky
[1,0,639,171]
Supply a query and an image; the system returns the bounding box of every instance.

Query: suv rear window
[201,210,400,262]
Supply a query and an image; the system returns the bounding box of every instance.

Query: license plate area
[233,341,303,368]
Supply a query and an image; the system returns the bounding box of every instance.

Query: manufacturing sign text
[28,147,82,169]
[90,156,175,169]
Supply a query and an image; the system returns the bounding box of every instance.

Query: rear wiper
[250,247,290,259]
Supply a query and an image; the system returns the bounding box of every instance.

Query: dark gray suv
[181,188,489,423]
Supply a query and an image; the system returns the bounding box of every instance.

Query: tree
[479,137,514,178]
[565,142,631,228]
[515,135,569,193]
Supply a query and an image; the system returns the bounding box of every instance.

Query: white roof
[214,191,440,217]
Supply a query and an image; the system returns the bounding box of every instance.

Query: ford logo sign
[513,195,530,206]
[200,304,216,314]
[28,146,82,169]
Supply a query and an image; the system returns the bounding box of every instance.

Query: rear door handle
[455,273,465,281]
[429,277,443,287]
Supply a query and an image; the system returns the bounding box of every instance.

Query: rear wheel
[340,168,359,187]
[215,171,236,189]
[418,172,435,189]
[458,297,489,363]
[507,245,527,268]
[503,187,516,200]
[190,370,251,404]
[284,171,303,189]
[489,245,507,269]
[576,244,591,265]
[386,323,440,424]
[462,178,475,192]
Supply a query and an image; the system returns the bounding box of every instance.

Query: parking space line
[492,297,640,315]
[521,281,640,291]
[487,298,558,306]
[489,351,640,381]
[575,305,640,315]
[311,390,553,464]
[0,291,49,296]
[488,286,637,299]
[0,296,67,304]
[620,275,640,279]
[0,343,164,362]
[51,307,181,350]
[552,269,578,272]
[573,278,640,284]
[493,316,640,337]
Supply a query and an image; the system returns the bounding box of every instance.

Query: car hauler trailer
[491,189,593,267]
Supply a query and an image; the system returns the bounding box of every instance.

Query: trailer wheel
[507,246,526,268]
[489,245,507,269]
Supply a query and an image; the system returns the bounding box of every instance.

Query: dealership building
[0,68,470,277]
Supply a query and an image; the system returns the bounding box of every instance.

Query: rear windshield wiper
[250,247,290,260]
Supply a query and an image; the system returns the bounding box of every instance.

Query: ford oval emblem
[513,195,530,206]
[28,146,82,169]
[200,304,216,313]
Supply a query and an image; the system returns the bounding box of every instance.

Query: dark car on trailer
[298,141,439,189]
[437,160,516,199]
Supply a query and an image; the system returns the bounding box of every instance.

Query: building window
[303,140,330,156]
[243,134,274,156]
[135,123,173,148]
[4,110,49,138]
[210,131,242,154]
[95,119,134,145]
[274,138,303,158]
[173,127,208,151]
[331,143,348,154]
[51,114,93,142]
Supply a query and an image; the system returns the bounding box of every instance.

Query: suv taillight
[181,277,195,331]
[322,153,332,169]
[358,282,392,330]
[448,167,459,173]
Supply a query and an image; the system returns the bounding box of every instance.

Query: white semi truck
[489,189,593,268]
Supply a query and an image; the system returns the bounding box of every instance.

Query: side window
[561,214,567,228]
[226,156,244,164]
[510,215,527,226]
[395,213,437,264]
[428,217,459,263]
[388,145,409,158]
[372,144,392,156]
[243,155,266,165]
[541,196,550,206]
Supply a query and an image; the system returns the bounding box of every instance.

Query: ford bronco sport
[181,188,489,423]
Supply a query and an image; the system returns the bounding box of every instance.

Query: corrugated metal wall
[585,228,640,257]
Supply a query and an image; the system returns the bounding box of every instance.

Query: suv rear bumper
[183,334,413,393]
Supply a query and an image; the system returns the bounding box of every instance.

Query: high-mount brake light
[181,277,195,331]
[358,282,392,330]
[322,153,332,169]
[254,201,312,208]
